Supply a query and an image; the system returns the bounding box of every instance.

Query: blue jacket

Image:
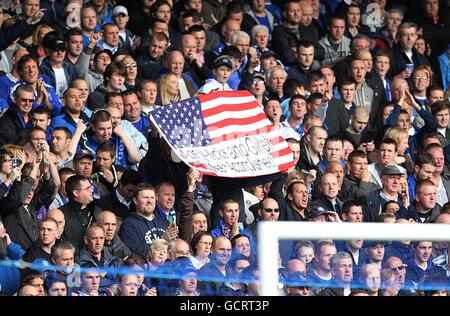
[118,212,168,256]
[0,73,19,108]
[384,242,413,265]
[40,57,77,96]
[51,109,90,135]
[438,48,450,92]
[211,220,256,250]
[130,114,151,136]
[0,242,25,295]
[405,255,435,288]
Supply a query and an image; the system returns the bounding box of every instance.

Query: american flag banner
[149,90,294,177]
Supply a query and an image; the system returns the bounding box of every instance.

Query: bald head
[434,213,450,224]
[181,34,197,57]
[287,259,306,275]
[97,211,117,241]
[320,173,339,200]
[47,208,65,238]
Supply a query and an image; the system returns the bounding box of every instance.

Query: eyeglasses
[125,63,137,68]
[175,251,191,256]
[20,98,34,103]
[413,76,428,81]
[389,264,407,272]
[76,185,93,191]
[264,208,279,213]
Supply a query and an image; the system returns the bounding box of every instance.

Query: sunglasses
[389,264,407,272]
[264,208,279,213]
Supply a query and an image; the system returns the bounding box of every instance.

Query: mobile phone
[169,215,174,224]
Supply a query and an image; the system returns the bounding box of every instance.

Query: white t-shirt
[53,67,68,98]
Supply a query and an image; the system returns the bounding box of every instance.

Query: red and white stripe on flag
[165,91,295,177]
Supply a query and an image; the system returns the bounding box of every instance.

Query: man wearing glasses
[384,255,415,295]
[0,84,35,146]
[60,174,96,254]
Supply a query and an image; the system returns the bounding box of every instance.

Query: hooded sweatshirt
[118,212,168,256]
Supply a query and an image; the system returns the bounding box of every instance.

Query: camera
[11,157,22,169]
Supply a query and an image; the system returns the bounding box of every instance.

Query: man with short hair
[318,16,351,65]
[119,184,175,256]
[311,173,343,217]
[319,251,354,296]
[79,109,142,168]
[64,29,84,65]
[77,224,121,285]
[136,31,167,79]
[0,84,34,146]
[368,138,406,187]
[60,175,96,252]
[92,141,123,192]
[298,126,327,173]
[318,136,344,174]
[407,153,436,201]
[31,106,52,141]
[51,87,89,135]
[122,90,151,136]
[277,181,309,222]
[272,1,320,65]
[405,241,435,289]
[210,199,255,246]
[396,180,441,223]
[97,210,132,260]
[391,23,428,78]
[287,40,319,87]
[307,241,336,287]
[198,236,232,295]
[282,94,308,139]
[22,218,59,263]
[96,169,139,220]
[341,200,364,222]
[46,208,66,240]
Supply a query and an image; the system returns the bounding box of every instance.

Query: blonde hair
[32,24,54,46]
[383,127,407,145]
[413,64,434,86]
[159,73,179,105]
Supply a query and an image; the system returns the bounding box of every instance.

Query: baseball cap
[308,206,332,218]
[43,32,66,51]
[74,150,94,161]
[253,71,265,82]
[260,50,279,60]
[112,5,128,16]
[31,258,56,273]
[381,165,406,178]
[214,56,233,69]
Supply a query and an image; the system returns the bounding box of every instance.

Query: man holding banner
[149,90,295,227]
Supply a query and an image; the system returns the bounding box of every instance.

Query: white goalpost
[257,222,450,296]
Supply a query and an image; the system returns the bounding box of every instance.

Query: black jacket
[272,24,323,65]
[4,177,55,250]
[60,200,96,253]
[338,175,380,203]
[103,235,132,260]
[324,99,350,137]
[0,105,31,147]
[22,239,57,262]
